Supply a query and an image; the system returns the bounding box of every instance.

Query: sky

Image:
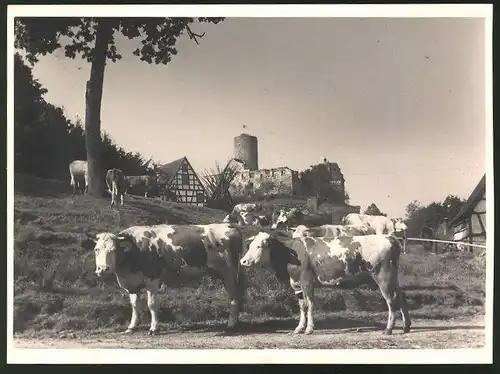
[27,17,487,218]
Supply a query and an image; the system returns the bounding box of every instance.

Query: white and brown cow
[232,203,262,215]
[240,231,411,335]
[81,223,246,335]
[291,224,376,239]
[69,160,88,195]
[342,213,395,235]
[105,168,129,208]
[271,207,304,230]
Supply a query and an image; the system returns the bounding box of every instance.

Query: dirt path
[14,315,485,349]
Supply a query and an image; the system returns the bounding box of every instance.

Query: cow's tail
[235,230,248,309]
[387,235,403,291]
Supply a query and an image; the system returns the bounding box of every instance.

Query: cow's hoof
[305,329,314,335]
[403,325,411,334]
[382,329,393,335]
[148,329,158,336]
[124,328,135,334]
[292,328,304,335]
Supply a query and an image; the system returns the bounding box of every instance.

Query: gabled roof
[157,157,186,185]
[450,174,486,225]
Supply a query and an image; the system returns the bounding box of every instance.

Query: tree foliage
[14,53,155,181]
[299,163,349,205]
[364,203,387,216]
[14,17,224,196]
[404,194,465,238]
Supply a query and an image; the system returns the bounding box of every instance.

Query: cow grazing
[232,203,262,215]
[69,160,88,194]
[271,208,304,230]
[81,223,246,335]
[240,232,411,335]
[105,168,129,208]
[126,175,160,198]
[342,213,395,235]
[291,224,376,239]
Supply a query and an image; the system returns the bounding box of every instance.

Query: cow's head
[240,232,272,267]
[81,232,134,276]
[271,209,288,230]
[291,224,310,238]
[394,219,407,232]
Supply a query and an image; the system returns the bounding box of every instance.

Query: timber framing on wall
[450,174,486,251]
[157,157,208,207]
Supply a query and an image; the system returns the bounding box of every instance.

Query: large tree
[15,17,224,196]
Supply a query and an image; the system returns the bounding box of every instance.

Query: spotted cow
[342,213,395,235]
[271,208,304,230]
[105,168,129,208]
[240,231,411,335]
[291,224,376,239]
[81,223,246,335]
[232,203,263,215]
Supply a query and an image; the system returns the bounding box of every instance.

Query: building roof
[157,157,186,185]
[450,174,486,225]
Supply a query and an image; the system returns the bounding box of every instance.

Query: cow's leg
[303,284,315,335]
[293,293,307,334]
[146,279,161,335]
[126,293,140,333]
[121,193,124,206]
[373,270,398,335]
[70,175,76,195]
[222,268,241,330]
[300,263,315,335]
[397,288,411,333]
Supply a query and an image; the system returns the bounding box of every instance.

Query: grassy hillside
[13,174,486,335]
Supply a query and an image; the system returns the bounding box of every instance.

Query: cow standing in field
[69,160,88,194]
[342,213,395,235]
[81,223,246,335]
[271,207,305,230]
[126,175,160,198]
[291,223,376,239]
[240,231,411,335]
[105,168,129,208]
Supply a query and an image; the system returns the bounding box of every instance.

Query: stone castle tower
[233,133,258,171]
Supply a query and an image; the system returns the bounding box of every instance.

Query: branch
[185,24,205,45]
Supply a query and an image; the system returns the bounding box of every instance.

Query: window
[182,174,189,185]
[196,193,205,202]
[181,163,189,173]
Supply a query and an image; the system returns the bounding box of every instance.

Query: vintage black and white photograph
[7,4,493,364]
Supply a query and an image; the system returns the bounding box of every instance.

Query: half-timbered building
[157,157,208,206]
[450,174,486,252]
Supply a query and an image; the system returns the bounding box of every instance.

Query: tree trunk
[84,19,111,197]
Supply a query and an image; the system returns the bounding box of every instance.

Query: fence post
[403,236,407,254]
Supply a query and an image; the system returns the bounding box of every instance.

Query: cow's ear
[116,235,134,252]
[81,237,96,251]
[245,235,256,243]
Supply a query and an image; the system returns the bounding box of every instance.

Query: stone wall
[229,166,302,197]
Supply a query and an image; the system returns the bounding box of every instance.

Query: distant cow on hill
[126,175,160,198]
[105,168,129,208]
[69,160,88,195]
